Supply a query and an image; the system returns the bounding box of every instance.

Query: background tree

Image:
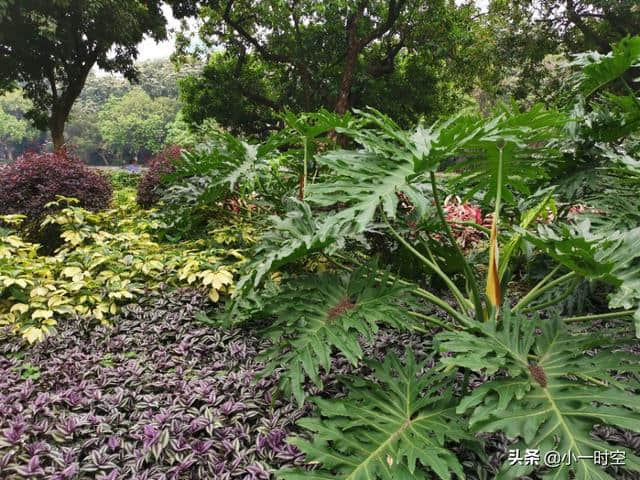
[0,91,43,162]
[170,0,484,134]
[483,0,640,103]
[98,87,179,163]
[0,0,168,149]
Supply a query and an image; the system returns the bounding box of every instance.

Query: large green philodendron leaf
[234,107,564,296]
[279,108,353,140]
[449,103,565,206]
[169,129,276,194]
[573,35,640,98]
[259,267,414,406]
[439,315,640,479]
[517,220,640,336]
[233,200,341,294]
[278,351,469,480]
[307,149,427,231]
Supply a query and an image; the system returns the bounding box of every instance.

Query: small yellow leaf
[61,230,84,246]
[32,309,54,320]
[208,288,220,302]
[10,303,29,314]
[23,326,45,344]
[61,266,84,281]
[270,272,282,284]
[47,295,66,308]
[207,270,233,290]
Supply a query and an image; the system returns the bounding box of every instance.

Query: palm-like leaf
[259,267,413,405]
[573,35,640,97]
[439,314,640,480]
[449,103,565,205]
[518,220,640,335]
[278,351,469,480]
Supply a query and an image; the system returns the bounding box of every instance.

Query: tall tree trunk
[335,46,360,114]
[49,109,67,151]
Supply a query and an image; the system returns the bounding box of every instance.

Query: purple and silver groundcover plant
[0,288,307,480]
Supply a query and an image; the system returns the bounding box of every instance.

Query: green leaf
[518,220,640,336]
[233,200,339,295]
[449,103,565,206]
[259,266,414,405]
[234,107,564,298]
[442,315,640,479]
[574,35,640,97]
[278,351,469,480]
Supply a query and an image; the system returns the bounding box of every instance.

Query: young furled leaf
[259,266,414,406]
[278,351,469,480]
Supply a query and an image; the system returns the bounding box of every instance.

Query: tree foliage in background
[0,60,200,165]
[0,91,42,161]
[0,0,168,149]
[484,0,640,103]
[98,88,179,163]
[170,0,484,134]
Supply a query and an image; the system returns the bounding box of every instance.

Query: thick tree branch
[565,0,610,52]
[360,0,405,48]
[222,0,291,63]
[368,35,405,77]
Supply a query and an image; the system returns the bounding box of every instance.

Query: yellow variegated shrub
[0,193,245,343]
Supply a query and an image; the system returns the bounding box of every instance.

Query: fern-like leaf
[278,351,469,480]
[259,267,414,405]
[439,315,640,479]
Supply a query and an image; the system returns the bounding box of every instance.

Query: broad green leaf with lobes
[278,352,469,480]
[440,316,640,479]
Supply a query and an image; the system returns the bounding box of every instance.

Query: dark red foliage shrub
[0,150,112,243]
[136,146,181,208]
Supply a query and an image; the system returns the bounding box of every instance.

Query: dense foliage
[222,36,640,479]
[0,150,112,247]
[0,61,200,165]
[2,7,640,478]
[0,288,307,479]
[170,0,483,133]
[0,0,169,149]
[0,192,235,343]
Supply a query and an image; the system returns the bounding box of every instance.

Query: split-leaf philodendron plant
[227,36,640,479]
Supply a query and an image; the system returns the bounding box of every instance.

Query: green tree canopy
[483,0,640,102]
[0,91,42,162]
[0,0,168,149]
[98,87,179,162]
[170,0,485,134]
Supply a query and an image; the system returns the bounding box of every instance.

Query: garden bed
[0,289,306,479]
